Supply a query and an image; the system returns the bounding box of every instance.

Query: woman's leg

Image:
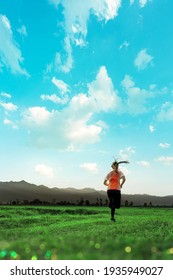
[107,190,116,221]
[111,207,115,220]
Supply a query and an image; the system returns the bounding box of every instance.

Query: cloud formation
[35,164,54,178]
[137,160,150,167]
[22,66,120,149]
[119,41,130,50]
[54,36,73,73]
[0,15,29,76]
[134,49,153,70]
[149,125,155,133]
[41,77,70,105]
[41,94,69,105]
[0,101,18,112]
[49,0,121,72]
[52,77,70,94]
[157,102,173,121]
[1,92,11,99]
[3,118,18,129]
[156,156,173,166]
[17,25,28,37]
[139,0,151,8]
[79,162,98,174]
[118,146,135,160]
[130,0,152,8]
[121,75,154,114]
[159,143,170,149]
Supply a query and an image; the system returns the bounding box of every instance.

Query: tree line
[1,198,172,207]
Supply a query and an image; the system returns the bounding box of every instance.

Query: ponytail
[117,160,129,165]
[111,160,129,168]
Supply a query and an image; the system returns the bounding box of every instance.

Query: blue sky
[0,0,173,196]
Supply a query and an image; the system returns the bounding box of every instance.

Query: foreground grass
[0,206,173,260]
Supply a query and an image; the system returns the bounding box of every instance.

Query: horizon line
[0,180,173,198]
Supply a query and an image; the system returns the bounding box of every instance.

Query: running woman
[104,160,129,222]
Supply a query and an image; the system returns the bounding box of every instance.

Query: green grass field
[0,205,173,260]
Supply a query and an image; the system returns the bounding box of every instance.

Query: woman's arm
[103,179,109,186]
[120,175,126,188]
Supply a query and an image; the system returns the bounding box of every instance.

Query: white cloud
[79,162,98,174]
[121,74,135,89]
[3,118,18,129]
[48,0,61,7]
[139,0,149,8]
[121,75,154,114]
[49,0,121,72]
[1,15,11,29]
[41,77,70,104]
[119,146,135,160]
[22,107,51,125]
[67,120,102,145]
[137,160,150,167]
[17,25,28,37]
[35,164,54,178]
[159,143,171,149]
[49,0,121,33]
[92,0,122,21]
[22,66,120,149]
[4,118,12,125]
[157,102,173,121]
[156,156,173,166]
[1,92,11,99]
[0,14,29,76]
[22,105,102,148]
[96,120,109,129]
[41,94,69,105]
[129,0,134,5]
[65,67,119,146]
[119,41,130,50]
[149,125,155,133]
[70,65,122,115]
[54,35,73,73]
[134,49,154,70]
[130,0,152,8]
[88,66,122,113]
[149,84,157,90]
[0,101,18,112]
[52,76,70,94]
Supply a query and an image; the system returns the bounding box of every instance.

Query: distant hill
[0,181,173,206]
[0,181,106,204]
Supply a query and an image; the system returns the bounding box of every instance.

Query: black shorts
[107,189,121,209]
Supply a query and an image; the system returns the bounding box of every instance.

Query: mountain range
[0,181,173,206]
